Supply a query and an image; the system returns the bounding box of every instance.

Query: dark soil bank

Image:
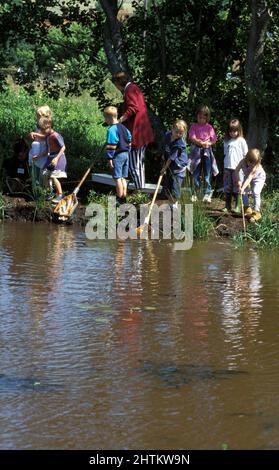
[1,196,87,225]
[1,195,245,236]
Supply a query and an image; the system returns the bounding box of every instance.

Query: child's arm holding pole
[160,158,171,175]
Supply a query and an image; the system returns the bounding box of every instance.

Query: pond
[0,222,279,450]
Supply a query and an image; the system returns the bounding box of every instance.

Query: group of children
[106,102,265,221]
[17,101,265,222]
[159,105,266,222]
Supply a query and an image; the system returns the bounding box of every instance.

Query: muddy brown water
[0,221,279,450]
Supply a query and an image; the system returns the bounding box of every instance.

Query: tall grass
[179,177,214,240]
[192,202,215,239]
[233,191,279,249]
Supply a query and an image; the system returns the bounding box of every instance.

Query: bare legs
[115,177,127,199]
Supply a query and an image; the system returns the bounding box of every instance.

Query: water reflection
[217,249,262,366]
[0,225,279,449]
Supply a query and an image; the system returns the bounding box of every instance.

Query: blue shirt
[164,131,188,174]
[106,123,132,159]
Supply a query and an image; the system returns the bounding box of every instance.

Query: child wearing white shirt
[223,119,248,212]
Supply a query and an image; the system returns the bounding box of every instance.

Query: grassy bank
[178,182,215,240]
[233,191,279,248]
[85,189,214,241]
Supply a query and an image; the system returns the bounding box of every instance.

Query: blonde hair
[245,148,262,166]
[36,105,52,119]
[103,106,118,119]
[173,119,187,136]
[38,116,52,131]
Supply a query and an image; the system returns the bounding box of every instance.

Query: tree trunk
[186,10,202,109]
[99,0,128,73]
[245,0,271,150]
[152,2,167,88]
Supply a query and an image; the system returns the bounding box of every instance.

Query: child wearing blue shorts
[104,106,132,204]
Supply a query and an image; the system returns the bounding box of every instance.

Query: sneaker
[191,195,197,202]
[52,194,64,204]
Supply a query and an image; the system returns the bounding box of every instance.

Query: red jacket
[122,83,154,149]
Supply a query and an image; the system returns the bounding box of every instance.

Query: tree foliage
[0,0,278,176]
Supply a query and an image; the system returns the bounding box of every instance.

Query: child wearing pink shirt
[187,105,219,202]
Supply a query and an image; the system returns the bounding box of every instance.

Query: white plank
[91,173,162,194]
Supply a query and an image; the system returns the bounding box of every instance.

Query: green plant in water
[178,181,214,240]
[0,192,4,219]
[192,202,215,240]
[87,180,215,240]
[233,191,279,249]
[232,230,246,248]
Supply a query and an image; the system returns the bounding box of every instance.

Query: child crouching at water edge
[235,149,266,223]
[104,106,132,205]
[161,119,188,209]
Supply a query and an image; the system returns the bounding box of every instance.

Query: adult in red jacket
[112,71,154,189]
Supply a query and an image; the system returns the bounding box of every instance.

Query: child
[187,105,219,202]
[104,106,132,204]
[35,117,67,203]
[223,119,248,212]
[29,105,52,185]
[234,148,266,222]
[3,138,30,193]
[28,140,47,186]
[160,119,188,208]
